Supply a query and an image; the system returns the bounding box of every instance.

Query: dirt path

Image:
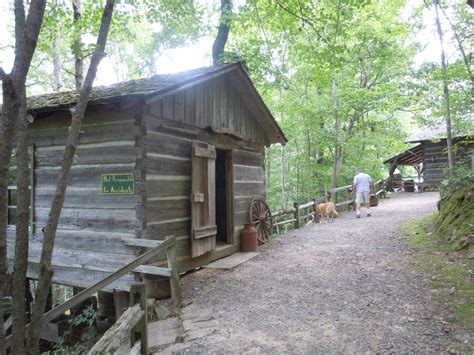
[173,192,472,353]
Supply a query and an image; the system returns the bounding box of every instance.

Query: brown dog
[317,202,338,223]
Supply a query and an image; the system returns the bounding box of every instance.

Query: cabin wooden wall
[232,149,265,242]
[147,75,268,146]
[143,75,268,270]
[423,140,474,185]
[6,108,142,290]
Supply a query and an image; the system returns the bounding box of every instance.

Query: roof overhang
[383,144,423,166]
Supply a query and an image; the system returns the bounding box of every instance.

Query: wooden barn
[384,126,473,188]
[6,63,287,295]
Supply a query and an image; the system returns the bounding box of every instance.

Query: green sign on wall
[101,173,134,195]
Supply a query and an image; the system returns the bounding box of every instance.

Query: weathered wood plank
[8,229,137,255]
[220,76,228,128]
[195,83,205,128]
[34,207,137,233]
[184,86,196,126]
[121,238,163,248]
[35,141,135,167]
[234,181,265,197]
[146,178,191,198]
[35,163,136,188]
[212,78,221,128]
[233,149,264,167]
[233,165,265,182]
[227,81,235,130]
[29,119,136,147]
[90,304,144,354]
[233,195,264,213]
[35,187,139,209]
[145,199,190,223]
[145,154,191,176]
[133,265,171,277]
[204,81,213,127]
[148,98,163,117]
[145,131,193,158]
[162,95,174,120]
[174,91,185,123]
[22,262,135,291]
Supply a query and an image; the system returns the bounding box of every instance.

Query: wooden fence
[272,181,387,235]
[6,235,179,354]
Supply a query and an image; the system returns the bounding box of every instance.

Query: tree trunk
[73,0,84,91]
[212,0,232,65]
[280,146,287,208]
[11,101,30,355]
[27,2,115,353]
[53,37,62,91]
[331,74,341,189]
[439,5,473,83]
[0,2,47,352]
[434,0,454,174]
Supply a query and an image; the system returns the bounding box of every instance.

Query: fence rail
[271,180,387,235]
[6,235,179,353]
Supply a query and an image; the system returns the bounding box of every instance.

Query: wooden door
[191,142,217,257]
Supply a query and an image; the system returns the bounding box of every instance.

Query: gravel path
[177,192,472,353]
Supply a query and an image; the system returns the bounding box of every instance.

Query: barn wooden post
[293,202,299,229]
[130,282,148,355]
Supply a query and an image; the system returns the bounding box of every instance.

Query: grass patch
[401,213,474,333]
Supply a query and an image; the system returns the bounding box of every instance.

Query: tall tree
[212,0,233,65]
[27,1,115,353]
[432,0,454,173]
[0,1,47,351]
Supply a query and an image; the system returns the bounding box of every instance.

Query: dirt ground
[175,192,473,353]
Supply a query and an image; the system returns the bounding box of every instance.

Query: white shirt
[354,173,372,192]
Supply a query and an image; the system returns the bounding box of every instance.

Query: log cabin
[384,125,473,188]
[6,63,287,298]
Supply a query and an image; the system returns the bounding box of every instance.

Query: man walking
[352,170,374,218]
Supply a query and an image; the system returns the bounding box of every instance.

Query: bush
[435,170,474,251]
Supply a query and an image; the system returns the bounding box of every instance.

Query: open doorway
[215,149,232,245]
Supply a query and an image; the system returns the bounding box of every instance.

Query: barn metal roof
[25,62,287,145]
[383,144,423,166]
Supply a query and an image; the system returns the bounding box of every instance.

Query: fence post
[166,238,181,306]
[312,199,320,223]
[293,202,299,229]
[130,283,148,355]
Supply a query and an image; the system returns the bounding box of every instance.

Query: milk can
[241,223,258,252]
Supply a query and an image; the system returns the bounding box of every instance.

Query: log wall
[7,107,141,291]
[423,140,473,185]
[144,76,268,271]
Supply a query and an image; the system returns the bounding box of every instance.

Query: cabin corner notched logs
[6,63,287,291]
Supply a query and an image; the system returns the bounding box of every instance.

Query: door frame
[224,150,234,245]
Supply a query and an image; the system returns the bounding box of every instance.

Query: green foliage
[436,174,474,250]
[402,213,474,334]
[24,0,206,92]
[48,304,97,354]
[228,0,416,210]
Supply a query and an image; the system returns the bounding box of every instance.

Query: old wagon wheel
[248,198,273,244]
